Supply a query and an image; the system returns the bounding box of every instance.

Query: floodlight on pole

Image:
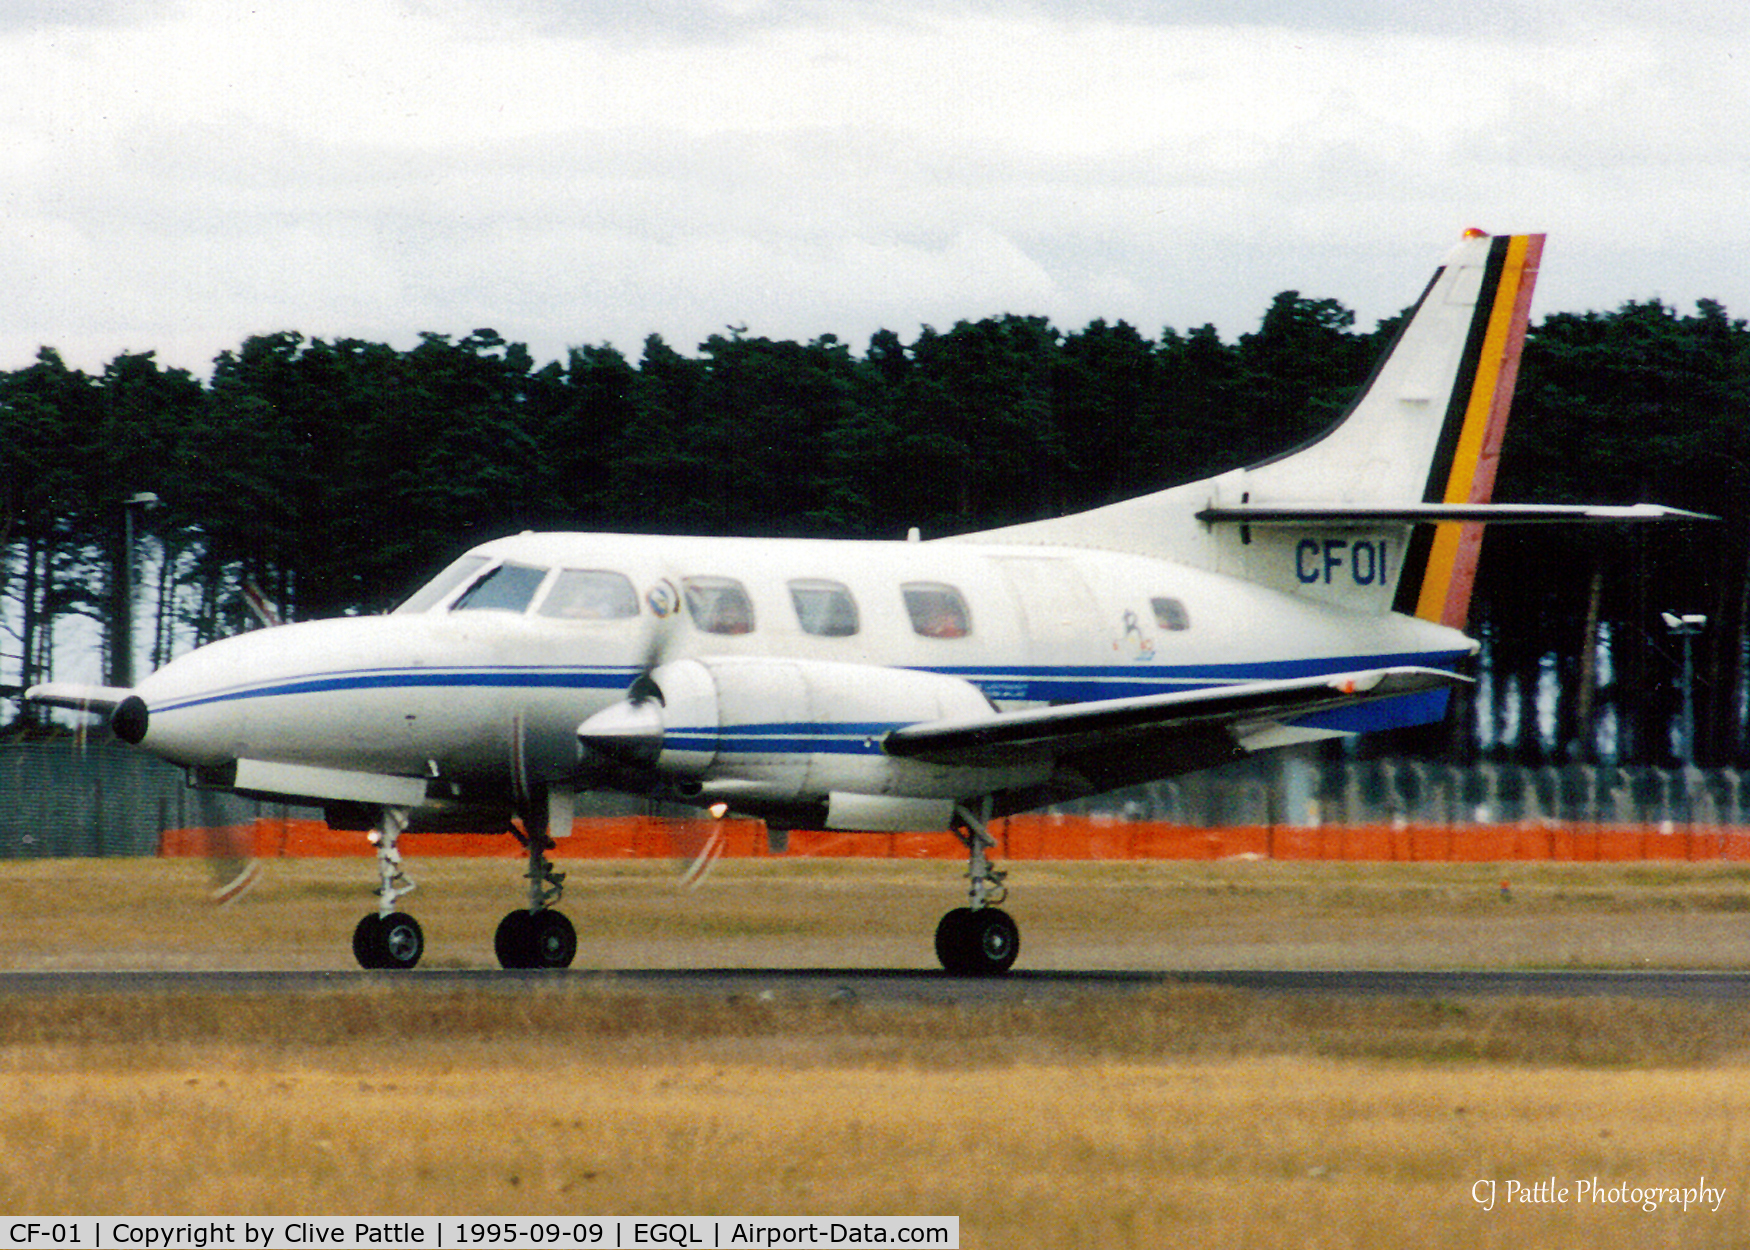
[117,492,161,690]
[1662,611,1707,769]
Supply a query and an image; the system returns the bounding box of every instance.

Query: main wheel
[495,909,537,968]
[496,909,578,969]
[934,907,975,974]
[965,907,1019,975]
[530,909,577,969]
[353,911,423,970]
[935,906,1019,977]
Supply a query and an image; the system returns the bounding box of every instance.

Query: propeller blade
[510,709,533,816]
[675,821,725,890]
[242,580,285,629]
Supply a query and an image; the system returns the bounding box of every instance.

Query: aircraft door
[993,556,1105,672]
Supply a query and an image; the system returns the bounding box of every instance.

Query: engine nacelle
[578,657,1027,827]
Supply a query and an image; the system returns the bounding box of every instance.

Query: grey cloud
[496,0,1750,48]
[0,0,158,31]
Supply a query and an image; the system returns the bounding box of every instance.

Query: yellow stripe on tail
[1413,233,1544,627]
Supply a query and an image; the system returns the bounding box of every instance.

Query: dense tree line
[1,293,1742,766]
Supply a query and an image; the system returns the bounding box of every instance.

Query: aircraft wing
[21,683,133,715]
[882,666,1467,769]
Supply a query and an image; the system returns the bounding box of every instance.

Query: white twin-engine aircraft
[29,231,1704,974]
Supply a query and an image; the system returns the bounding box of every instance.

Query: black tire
[964,907,1020,976]
[377,911,424,970]
[495,909,537,969]
[353,911,423,970]
[934,907,975,975]
[352,913,385,969]
[531,910,578,969]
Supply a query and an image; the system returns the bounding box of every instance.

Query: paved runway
[6,966,1750,1004]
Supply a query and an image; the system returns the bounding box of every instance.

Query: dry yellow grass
[5,855,1750,972]
[2,989,1749,1247]
[6,857,1750,1246]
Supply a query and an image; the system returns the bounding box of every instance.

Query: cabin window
[451,562,549,614]
[789,579,860,637]
[395,554,490,614]
[1151,596,1191,631]
[539,570,640,620]
[684,576,756,635]
[903,582,972,639]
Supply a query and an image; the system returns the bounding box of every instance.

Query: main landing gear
[353,806,424,970]
[935,801,1020,977]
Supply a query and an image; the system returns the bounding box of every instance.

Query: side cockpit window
[539,570,640,620]
[452,562,549,614]
[684,576,756,635]
[903,582,972,639]
[1151,596,1191,631]
[789,579,859,637]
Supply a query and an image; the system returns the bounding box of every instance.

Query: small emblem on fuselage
[647,580,679,618]
[1120,608,1155,661]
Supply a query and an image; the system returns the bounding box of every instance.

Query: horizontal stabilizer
[22,683,133,715]
[883,666,1468,767]
[1198,502,1716,526]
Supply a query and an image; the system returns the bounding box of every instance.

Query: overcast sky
[6,0,1750,377]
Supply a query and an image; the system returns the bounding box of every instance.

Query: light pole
[116,491,160,690]
[1661,611,1707,769]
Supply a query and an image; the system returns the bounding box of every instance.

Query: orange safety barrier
[157,814,1750,861]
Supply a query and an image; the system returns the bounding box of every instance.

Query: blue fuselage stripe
[149,651,1470,749]
[150,667,640,716]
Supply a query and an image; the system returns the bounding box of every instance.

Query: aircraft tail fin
[962,231,1546,624]
[1385,232,1543,626]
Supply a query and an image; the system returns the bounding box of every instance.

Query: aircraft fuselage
[128,529,1475,823]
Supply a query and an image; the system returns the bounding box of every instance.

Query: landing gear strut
[494,796,576,970]
[353,806,423,970]
[935,800,1020,976]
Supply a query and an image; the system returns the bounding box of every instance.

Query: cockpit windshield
[393,555,491,614]
[451,562,550,614]
[538,570,640,620]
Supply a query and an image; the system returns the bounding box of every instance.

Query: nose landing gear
[353,807,423,970]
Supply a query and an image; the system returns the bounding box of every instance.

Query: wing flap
[882,667,1468,768]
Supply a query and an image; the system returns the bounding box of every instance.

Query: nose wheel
[353,911,424,970]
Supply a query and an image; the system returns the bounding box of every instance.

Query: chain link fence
[0,741,265,857]
[4,740,1746,857]
[1076,754,1746,830]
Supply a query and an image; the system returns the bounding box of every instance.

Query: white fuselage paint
[130,530,1476,813]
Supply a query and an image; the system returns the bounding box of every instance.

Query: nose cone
[111,695,149,745]
[129,632,260,765]
[132,616,424,767]
[578,698,665,769]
